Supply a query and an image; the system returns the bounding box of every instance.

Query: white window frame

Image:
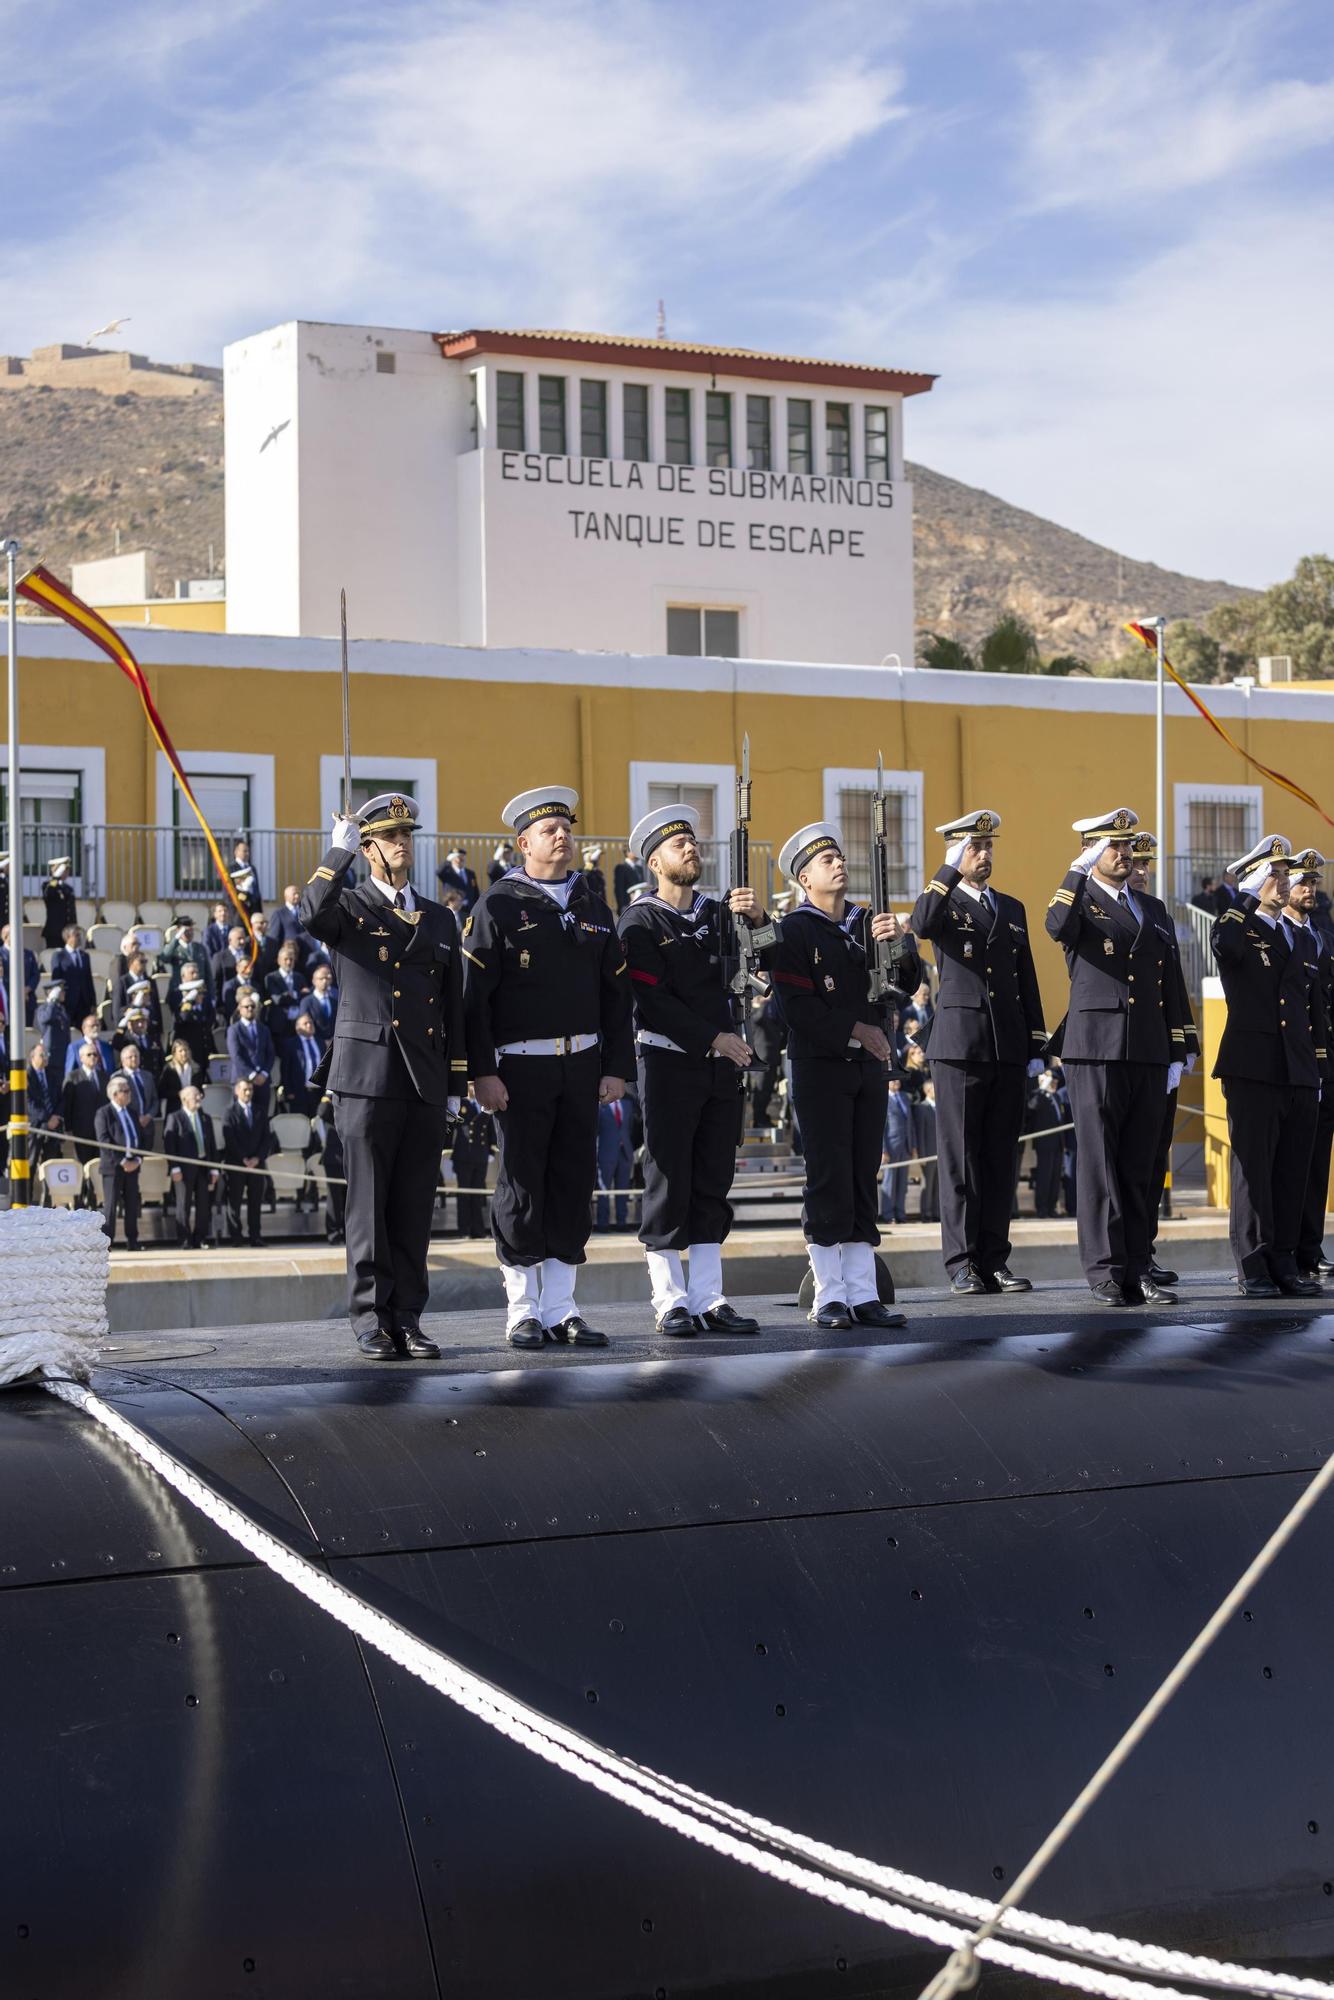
[822,765,924,904]
[628,761,737,844]
[6,743,106,895]
[154,749,276,900]
[1172,783,1262,863]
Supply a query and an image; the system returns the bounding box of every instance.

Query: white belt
[638,1031,721,1058]
[496,1033,598,1057]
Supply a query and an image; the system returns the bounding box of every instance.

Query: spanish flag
[1124,621,1333,830]
[16,564,257,940]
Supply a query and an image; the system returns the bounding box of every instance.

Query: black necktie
[394,891,406,912]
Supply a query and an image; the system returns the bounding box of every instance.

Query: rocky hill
[0,370,1250,656]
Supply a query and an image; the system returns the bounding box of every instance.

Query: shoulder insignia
[1050,889,1075,905]
[927,880,947,895]
[1222,910,1244,922]
[309,866,335,882]
[462,915,473,938]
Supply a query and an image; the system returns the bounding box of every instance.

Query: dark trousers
[751,1059,782,1125]
[102,1164,141,1246]
[879,1147,909,1222]
[1064,1060,1165,1288]
[335,1089,449,1333]
[492,1047,600,1267]
[1223,1076,1319,1281]
[638,1050,739,1251]
[595,1130,632,1228]
[932,1059,1026,1274]
[226,1168,264,1245]
[451,1147,490,1236]
[173,1166,213,1245]
[1033,1138,1063,1217]
[1148,1087,1177,1243]
[790,1057,887,1247]
[1298,1091,1334,1270]
[324,1172,347,1237]
[918,1161,939,1222]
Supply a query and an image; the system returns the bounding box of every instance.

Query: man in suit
[50,925,97,1020]
[26,1041,64,1179]
[63,1014,115,1081]
[1128,831,1200,1285]
[437,846,480,911]
[306,962,338,1040]
[1045,806,1187,1307]
[231,836,263,916]
[1284,848,1334,1282]
[115,1037,160,1135]
[613,849,647,913]
[35,978,72,1078]
[203,902,231,959]
[912,809,1047,1293]
[1190,876,1219,917]
[221,962,257,1021]
[211,923,249,993]
[265,940,310,1043]
[41,856,78,951]
[0,924,39,1026]
[115,978,164,1056]
[62,1042,108,1171]
[301,792,466,1360]
[227,990,277,1116]
[487,841,514,886]
[160,916,214,999]
[595,1094,634,1229]
[246,909,279,985]
[913,1080,939,1221]
[1028,1069,1066,1218]
[879,1077,913,1222]
[222,1077,270,1245]
[165,1084,219,1248]
[281,1010,326,1112]
[94,1076,144,1248]
[270,884,316,962]
[1212,836,1325,1296]
[451,1099,494,1238]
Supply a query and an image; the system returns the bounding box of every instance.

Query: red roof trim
[434,330,936,397]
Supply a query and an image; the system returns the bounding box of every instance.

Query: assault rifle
[866,751,911,1011]
[720,733,778,1045]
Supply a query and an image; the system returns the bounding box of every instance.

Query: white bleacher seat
[38,1157,83,1208]
[270,1112,312,1153]
[88,925,122,954]
[74,898,97,930]
[207,1052,232,1082]
[202,1084,232,1121]
[23,898,44,925]
[99,900,137,931]
[137,900,173,928]
[88,949,115,989]
[266,1149,310,1204]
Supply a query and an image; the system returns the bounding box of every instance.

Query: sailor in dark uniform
[41,857,78,952]
[1211,835,1325,1296]
[767,821,915,1331]
[462,786,634,1349]
[618,802,763,1336]
[1127,830,1199,1285]
[1045,806,1186,1307]
[911,807,1046,1295]
[1284,848,1334,1281]
[300,793,467,1359]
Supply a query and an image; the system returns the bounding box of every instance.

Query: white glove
[1071,837,1110,875]
[1167,1062,1183,1092]
[446,1095,462,1119]
[331,812,361,854]
[945,836,968,869]
[1238,860,1270,897]
[1027,1058,1044,1078]
[1184,1051,1197,1074]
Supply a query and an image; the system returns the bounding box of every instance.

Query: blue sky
[3,0,1332,587]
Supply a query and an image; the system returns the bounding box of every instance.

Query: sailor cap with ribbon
[1288,847,1326,879]
[1072,807,1139,841]
[357,793,422,837]
[502,786,579,835]
[629,803,701,863]
[1128,830,1158,859]
[1229,835,1291,875]
[779,821,843,881]
[935,808,1002,840]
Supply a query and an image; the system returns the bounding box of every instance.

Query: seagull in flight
[85,316,131,343]
[259,418,292,453]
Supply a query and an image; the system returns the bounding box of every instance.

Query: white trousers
[501,1258,579,1332]
[807,1241,879,1311]
[646,1242,727,1319]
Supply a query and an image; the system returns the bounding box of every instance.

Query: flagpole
[4,536,28,1207]
[1139,613,1167,894]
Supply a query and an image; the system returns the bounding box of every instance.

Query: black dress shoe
[1277,1275,1321,1298]
[850,1300,907,1328]
[1236,1278,1281,1298]
[989,1266,1032,1293]
[808,1302,853,1330]
[356,1324,399,1359]
[656,1306,697,1337]
[1090,1280,1129,1308]
[1129,1279,1177,1305]
[550,1315,609,1347]
[694,1304,760,1334]
[1148,1262,1180,1285]
[506,1316,546,1348]
[396,1316,441,1359]
[949,1265,988,1296]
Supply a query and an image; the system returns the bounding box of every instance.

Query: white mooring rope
[38,1374,1334,2000]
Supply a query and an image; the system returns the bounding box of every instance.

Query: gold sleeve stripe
[614,961,626,973]
[1170,1029,1185,1040]
[308,866,335,882]
[450,1059,468,1070]
[462,948,486,968]
[926,880,947,895]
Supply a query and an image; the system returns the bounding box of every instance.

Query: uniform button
[394,961,401,968]
[393,989,401,997]
[427,1027,434,1036]
[1128,998,1135,1005]
[392,1018,400,1027]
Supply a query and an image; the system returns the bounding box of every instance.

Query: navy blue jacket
[768,902,922,1063]
[1211,897,1327,1087]
[1044,872,1186,1064]
[911,864,1045,1064]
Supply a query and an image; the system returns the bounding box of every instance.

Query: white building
[223,320,935,665]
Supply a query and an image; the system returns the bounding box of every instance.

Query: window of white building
[705,390,732,467]
[539,376,566,455]
[865,405,891,480]
[826,402,852,477]
[666,607,741,658]
[665,387,692,465]
[580,379,608,458]
[629,760,738,890]
[787,397,813,472]
[623,384,650,461]
[496,371,525,451]
[747,395,772,470]
[822,766,923,902]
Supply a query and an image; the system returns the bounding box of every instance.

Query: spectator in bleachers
[36,977,73,1076]
[160,916,213,999]
[230,836,263,916]
[270,884,316,962]
[594,1095,633,1230]
[203,902,231,959]
[110,927,145,989]
[27,1042,64,1178]
[158,1037,203,1114]
[95,1076,145,1249]
[211,922,248,992]
[306,960,338,1039]
[1190,875,1219,915]
[222,1075,269,1245]
[581,846,607,903]
[903,979,935,1038]
[62,1041,108,1168]
[41,856,78,951]
[165,1084,219,1249]
[900,1044,930,1102]
[113,948,158,1028]
[451,1098,495,1238]
[221,959,257,1020]
[115,1039,160,1133]
[247,909,279,984]
[227,990,276,1116]
[1028,1067,1065,1219]
[0,924,40,1026]
[50,925,96,1020]
[437,845,480,910]
[488,840,514,885]
[121,977,164,1050]
[264,940,309,1041]
[171,965,215,1066]
[64,1013,115,1080]
[281,1009,326,1112]
[311,1094,346,1243]
[879,1076,913,1224]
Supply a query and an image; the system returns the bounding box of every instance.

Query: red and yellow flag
[16,564,257,940]
[1124,620,1333,830]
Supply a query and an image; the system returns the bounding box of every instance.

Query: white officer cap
[1072,806,1139,840]
[1230,834,1290,875]
[48,856,72,874]
[779,821,842,881]
[119,1008,148,1029]
[1289,847,1326,880]
[935,808,1002,839]
[41,977,65,994]
[629,803,701,863]
[357,793,422,837]
[502,786,579,834]
[1128,830,1158,859]
[127,978,153,997]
